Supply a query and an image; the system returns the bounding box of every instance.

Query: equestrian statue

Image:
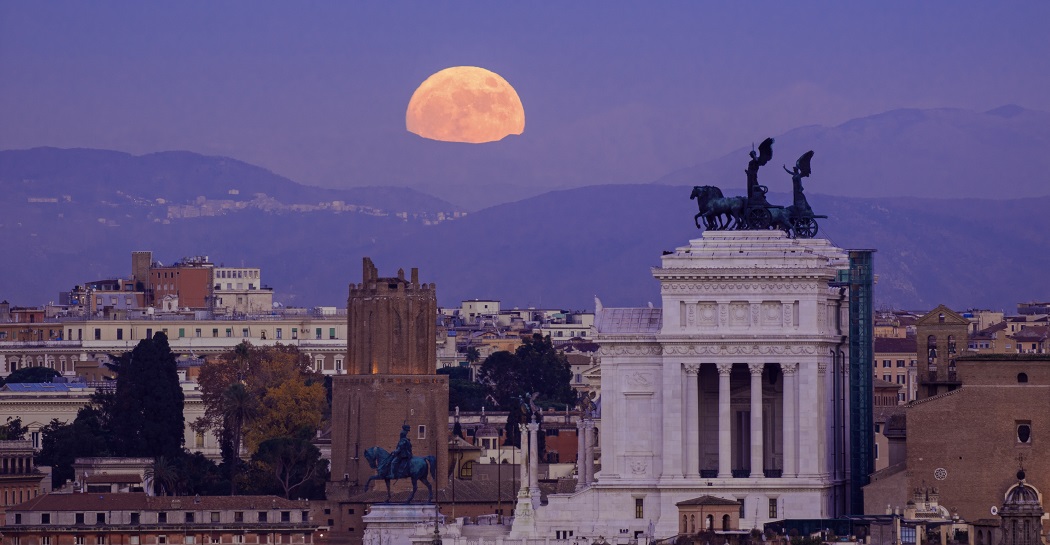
[363,424,438,503]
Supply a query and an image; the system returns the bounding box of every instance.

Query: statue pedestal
[508,490,538,539]
[362,504,455,545]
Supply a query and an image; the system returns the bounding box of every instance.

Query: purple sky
[2,2,1048,207]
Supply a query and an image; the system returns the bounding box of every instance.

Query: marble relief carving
[663,344,818,356]
[729,302,749,326]
[698,303,717,326]
[661,282,814,294]
[598,344,663,356]
[625,372,654,387]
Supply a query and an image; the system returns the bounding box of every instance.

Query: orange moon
[406,66,525,144]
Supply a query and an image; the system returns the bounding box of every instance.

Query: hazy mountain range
[2,105,1049,313]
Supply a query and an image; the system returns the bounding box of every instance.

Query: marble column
[576,417,587,491]
[716,363,733,478]
[781,362,798,478]
[748,362,765,478]
[584,420,596,486]
[683,363,701,478]
[518,424,529,495]
[527,420,540,506]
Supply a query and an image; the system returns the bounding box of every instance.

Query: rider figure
[387,425,413,479]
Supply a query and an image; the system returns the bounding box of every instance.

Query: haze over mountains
[2,106,1049,313]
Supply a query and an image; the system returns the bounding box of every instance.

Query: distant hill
[0,147,458,213]
[655,106,1050,201]
[2,148,1046,313]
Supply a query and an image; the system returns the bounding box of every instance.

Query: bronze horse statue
[363,446,437,503]
[690,185,745,230]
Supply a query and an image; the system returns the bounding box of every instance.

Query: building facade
[530,231,853,540]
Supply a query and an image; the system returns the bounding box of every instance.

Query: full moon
[406,66,525,144]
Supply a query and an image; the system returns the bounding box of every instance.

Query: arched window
[683,515,688,534]
[927,335,938,366]
[722,514,731,531]
[948,335,957,355]
[689,514,695,533]
[1018,373,1029,383]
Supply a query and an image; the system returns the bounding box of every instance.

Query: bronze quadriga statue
[690,138,825,238]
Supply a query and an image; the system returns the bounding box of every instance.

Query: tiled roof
[346,479,519,504]
[872,378,901,391]
[85,474,143,484]
[10,493,309,512]
[874,337,916,353]
[1,383,93,393]
[1009,326,1048,341]
[676,495,741,507]
[595,308,661,334]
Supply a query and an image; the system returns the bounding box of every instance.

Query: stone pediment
[915,304,969,326]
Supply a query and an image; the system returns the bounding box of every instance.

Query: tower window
[1017,422,1032,444]
[1018,373,1029,383]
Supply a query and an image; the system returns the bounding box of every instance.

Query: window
[335,359,343,371]
[226,328,233,338]
[882,360,891,368]
[158,512,167,524]
[874,423,881,433]
[196,329,202,338]
[292,328,298,339]
[315,328,322,340]
[15,514,21,524]
[117,329,123,340]
[179,328,185,338]
[94,328,101,340]
[1018,373,1029,383]
[234,512,244,523]
[96,513,106,524]
[130,538,139,545]
[418,425,426,440]
[42,513,51,524]
[146,328,153,339]
[130,513,139,525]
[276,328,283,339]
[896,360,906,367]
[158,537,167,545]
[76,513,85,525]
[875,443,880,459]
[258,512,268,523]
[301,511,309,522]
[281,512,291,523]
[233,536,243,544]
[185,537,195,544]
[738,498,745,518]
[212,329,218,338]
[76,537,85,545]
[768,498,778,518]
[634,497,644,519]
[1018,422,1032,444]
[97,536,106,545]
[242,328,249,338]
[42,538,51,545]
[211,512,220,523]
[211,536,220,544]
[329,328,336,339]
[185,512,195,523]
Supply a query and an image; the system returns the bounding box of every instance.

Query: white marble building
[531,231,853,541]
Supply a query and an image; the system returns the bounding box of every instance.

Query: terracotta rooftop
[10,493,309,512]
[874,337,917,353]
[676,495,741,507]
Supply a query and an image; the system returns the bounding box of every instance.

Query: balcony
[731,469,749,478]
[700,469,718,478]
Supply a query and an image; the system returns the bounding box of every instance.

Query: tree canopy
[103,332,185,459]
[478,333,575,410]
[1,366,60,385]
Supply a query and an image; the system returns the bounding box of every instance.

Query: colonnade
[681,360,811,480]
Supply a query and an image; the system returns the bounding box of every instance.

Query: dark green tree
[105,332,185,459]
[478,334,575,409]
[2,366,60,385]
[464,346,481,365]
[219,382,258,494]
[438,366,488,412]
[0,417,28,440]
[248,435,328,499]
[35,408,113,488]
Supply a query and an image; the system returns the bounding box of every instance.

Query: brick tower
[329,258,448,496]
